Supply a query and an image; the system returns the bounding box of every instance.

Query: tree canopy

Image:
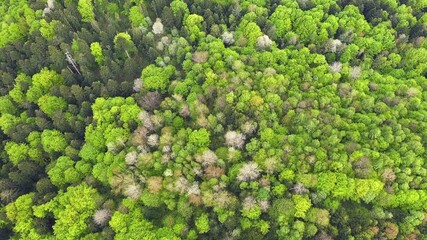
[0,0,427,239]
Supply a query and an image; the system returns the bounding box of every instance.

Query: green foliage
[195,213,210,234]
[41,130,67,154]
[27,68,64,103]
[188,128,210,148]
[128,6,147,28]
[235,20,263,47]
[113,32,137,58]
[0,1,41,48]
[141,190,162,207]
[241,205,262,220]
[141,65,175,92]
[5,193,42,239]
[39,19,57,40]
[9,73,31,104]
[269,6,292,40]
[5,142,29,165]
[38,95,67,117]
[293,195,312,219]
[113,32,132,45]
[109,199,157,239]
[33,183,101,239]
[48,156,82,188]
[90,42,105,65]
[1,0,427,239]
[0,114,20,133]
[184,14,205,42]
[170,0,190,18]
[78,0,95,23]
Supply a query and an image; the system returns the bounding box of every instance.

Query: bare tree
[124,184,141,199]
[329,61,342,73]
[222,32,235,45]
[225,131,246,149]
[152,18,164,35]
[257,35,273,49]
[237,162,260,182]
[93,209,112,226]
[139,92,162,112]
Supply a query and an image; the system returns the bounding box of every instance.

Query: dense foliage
[0,0,427,239]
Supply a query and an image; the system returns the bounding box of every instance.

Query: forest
[0,0,426,239]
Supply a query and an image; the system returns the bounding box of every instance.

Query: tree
[269,5,292,41]
[113,32,137,58]
[152,18,164,35]
[221,31,235,45]
[170,0,190,20]
[4,142,29,166]
[236,21,263,47]
[293,195,312,219]
[138,91,162,111]
[93,209,111,226]
[257,35,273,49]
[41,130,67,154]
[47,156,82,188]
[128,6,147,28]
[1,0,427,239]
[0,114,21,134]
[27,68,64,103]
[9,73,31,104]
[33,183,101,239]
[78,0,95,23]
[39,19,57,40]
[141,64,175,92]
[293,12,327,45]
[5,193,43,239]
[184,14,205,42]
[109,199,156,239]
[90,42,105,65]
[37,95,67,117]
[337,5,371,36]
[306,208,330,227]
[224,131,246,148]
[237,162,260,182]
[403,48,427,72]
[188,128,210,148]
[195,213,210,234]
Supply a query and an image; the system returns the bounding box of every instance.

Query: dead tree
[65,50,81,75]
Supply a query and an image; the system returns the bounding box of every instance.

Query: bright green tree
[90,42,105,65]
[5,142,29,166]
[293,195,312,219]
[195,213,210,234]
[184,14,205,42]
[38,95,67,117]
[27,68,64,103]
[41,130,67,154]
[33,183,101,239]
[109,199,157,239]
[5,193,43,239]
[48,156,82,188]
[128,6,147,28]
[78,0,95,23]
[141,65,175,92]
[188,128,211,148]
